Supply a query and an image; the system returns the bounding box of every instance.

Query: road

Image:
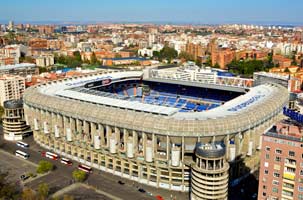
[0,126,178,200]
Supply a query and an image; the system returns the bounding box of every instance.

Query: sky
[1,0,303,25]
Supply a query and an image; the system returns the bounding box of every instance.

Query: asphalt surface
[0,126,185,200]
[63,186,113,200]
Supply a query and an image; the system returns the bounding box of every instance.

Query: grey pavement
[0,128,181,199]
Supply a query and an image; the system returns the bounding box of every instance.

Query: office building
[0,75,25,106]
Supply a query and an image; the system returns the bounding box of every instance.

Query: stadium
[23,66,288,199]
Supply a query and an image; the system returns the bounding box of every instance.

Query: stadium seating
[92,79,241,112]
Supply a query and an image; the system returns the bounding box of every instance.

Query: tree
[0,105,4,124]
[178,51,194,61]
[90,52,98,65]
[73,51,82,62]
[159,45,178,62]
[213,63,220,68]
[21,188,36,200]
[72,170,87,182]
[0,172,20,199]
[205,56,212,67]
[115,53,122,58]
[63,195,74,200]
[284,67,290,73]
[195,59,202,67]
[37,183,49,200]
[36,161,54,174]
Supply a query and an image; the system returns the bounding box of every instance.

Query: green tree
[72,170,87,182]
[213,63,220,68]
[178,51,194,61]
[195,59,202,67]
[115,53,122,58]
[37,183,49,200]
[0,172,20,199]
[159,45,178,62]
[0,105,4,124]
[73,51,82,62]
[21,188,36,200]
[152,51,160,60]
[284,67,290,73]
[36,161,54,174]
[90,52,98,65]
[63,195,74,200]
[205,56,212,66]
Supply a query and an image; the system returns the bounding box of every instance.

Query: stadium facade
[23,68,288,198]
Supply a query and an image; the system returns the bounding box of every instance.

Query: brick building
[258,120,303,200]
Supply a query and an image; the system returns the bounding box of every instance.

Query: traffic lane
[1,137,165,200]
[88,175,155,200]
[64,186,113,200]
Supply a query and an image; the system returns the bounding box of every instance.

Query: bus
[78,164,92,173]
[16,141,29,148]
[60,158,73,166]
[42,151,59,160]
[15,150,29,159]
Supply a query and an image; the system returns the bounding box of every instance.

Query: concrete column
[106,125,112,148]
[133,130,138,155]
[91,122,97,144]
[166,135,170,161]
[98,124,105,146]
[123,129,129,151]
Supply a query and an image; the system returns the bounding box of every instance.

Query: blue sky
[1,0,303,25]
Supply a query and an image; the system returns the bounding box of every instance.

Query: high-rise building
[0,75,25,106]
[35,55,54,67]
[258,120,303,200]
[8,20,14,31]
[185,42,205,61]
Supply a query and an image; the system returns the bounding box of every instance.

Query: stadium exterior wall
[23,71,289,192]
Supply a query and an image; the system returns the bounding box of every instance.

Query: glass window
[275,149,282,154]
[272,187,278,193]
[275,156,281,162]
[289,151,295,157]
[273,180,279,185]
[266,154,270,159]
[273,172,280,178]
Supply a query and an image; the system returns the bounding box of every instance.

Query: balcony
[283,172,295,181]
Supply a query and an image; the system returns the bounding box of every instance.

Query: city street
[0,126,186,200]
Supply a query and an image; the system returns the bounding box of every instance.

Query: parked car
[20,174,30,181]
[138,188,146,193]
[118,180,125,185]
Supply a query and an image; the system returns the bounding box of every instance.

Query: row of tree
[227,57,275,76]
[54,51,100,68]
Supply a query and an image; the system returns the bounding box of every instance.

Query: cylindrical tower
[191,143,229,200]
[2,99,31,141]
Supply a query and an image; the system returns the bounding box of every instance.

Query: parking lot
[0,150,36,184]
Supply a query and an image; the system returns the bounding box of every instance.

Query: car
[155,195,164,200]
[138,188,146,193]
[20,174,30,181]
[118,180,125,185]
[252,193,257,199]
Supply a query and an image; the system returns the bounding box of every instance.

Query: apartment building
[0,75,25,106]
[258,120,303,200]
